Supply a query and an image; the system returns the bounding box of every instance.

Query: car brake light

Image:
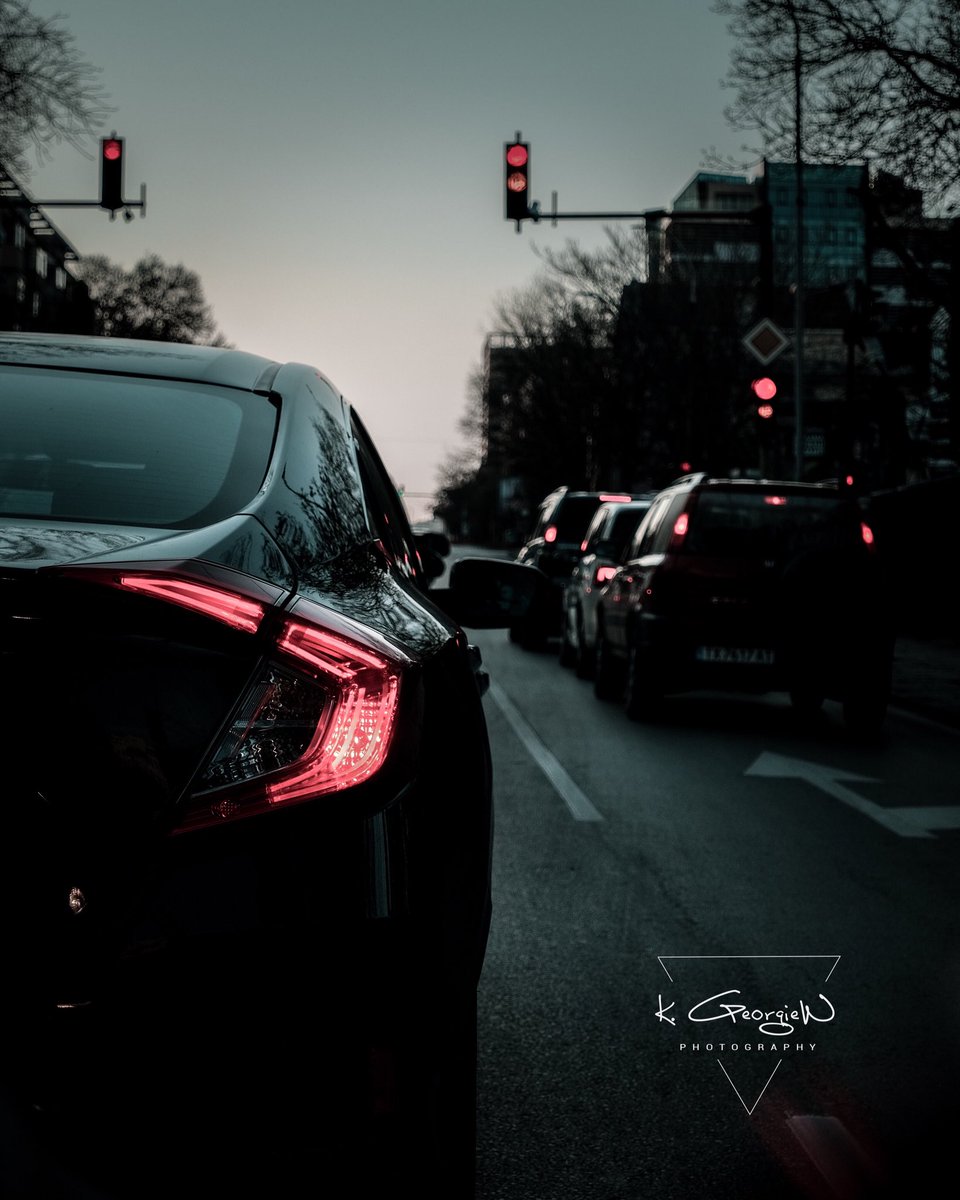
[673,512,689,539]
[594,565,618,585]
[580,539,589,552]
[180,598,403,832]
[52,564,405,833]
[599,494,632,503]
[544,525,558,543]
[118,575,266,633]
[860,521,875,547]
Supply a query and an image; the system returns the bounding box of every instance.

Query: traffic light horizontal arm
[25,199,144,208]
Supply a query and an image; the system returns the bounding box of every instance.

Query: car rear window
[683,491,853,558]
[551,495,604,541]
[609,504,651,549]
[0,368,277,528]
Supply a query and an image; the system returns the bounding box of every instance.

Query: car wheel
[625,642,661,721]
[789,686,825,718]
[574,611,593,680]
[593,626,622,701]
[509,619,545,652]
[363,985,478,1197]
[558,611,577,668]
[843,690,888,737]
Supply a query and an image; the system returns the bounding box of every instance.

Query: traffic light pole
[28,184,147,220]
[518,192,652,230]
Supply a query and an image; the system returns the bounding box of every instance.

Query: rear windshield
[547,495,604,542]
[683,491,855,558]
[609,504,651,550]
[0,368,277,528]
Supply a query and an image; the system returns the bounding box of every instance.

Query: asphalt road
[471,616,960,1200]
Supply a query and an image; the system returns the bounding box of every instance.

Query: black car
[559,497,655,677]
[510,485,647,647]
[0,332,536,1198]
[593,474,894,732]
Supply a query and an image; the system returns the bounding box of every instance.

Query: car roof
[0,332,283,393]
[668,473,838,494]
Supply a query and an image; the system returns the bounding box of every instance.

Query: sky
[24,0,744,522]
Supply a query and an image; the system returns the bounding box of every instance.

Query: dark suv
[593,474,893,732]
[511,486,646,648]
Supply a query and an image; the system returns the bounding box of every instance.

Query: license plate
[695,646,775,665]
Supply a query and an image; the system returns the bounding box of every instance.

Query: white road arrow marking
[745,752,941,839]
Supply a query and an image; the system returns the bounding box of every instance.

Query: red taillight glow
[544,525,558,543]
[673,513,689,539]
[277,623,390,679]
[118,575,266,633]
[595,565,618,585]
[599,494,632,503]
[181,608,404,832]
[763,495,788,506]
[861,521,875,547]
[580,539,589,552]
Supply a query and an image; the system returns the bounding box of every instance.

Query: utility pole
[789,1,805,481]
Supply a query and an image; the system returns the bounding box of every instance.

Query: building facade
[0,161,93,335]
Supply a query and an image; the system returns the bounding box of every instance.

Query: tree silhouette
[714,0,960,208]
[75,254,230,345]
[0,0,110,177]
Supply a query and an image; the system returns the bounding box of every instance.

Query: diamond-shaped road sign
[742,318,790,365]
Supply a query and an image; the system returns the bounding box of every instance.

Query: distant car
[510,486,649,648]
[592,473,893,732]
[559,497,654,677]
[0,331,536,1196]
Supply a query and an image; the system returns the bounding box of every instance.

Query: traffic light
[751,376,777,420]
[100,136,124,212]
[504,139,529,225]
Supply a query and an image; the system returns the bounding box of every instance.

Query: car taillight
[594,565,618,586]
[183,598,403,832]
[117,575,266,633]
[544,525,558,543]
[860,521,875,548]
[672,512,689,542]
[52,565,405,833]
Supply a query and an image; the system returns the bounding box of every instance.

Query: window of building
[31,294,40,317]
[55,267,68,290]
[16,276,26,303]
[14,223,25,248]
[35,248,47,277]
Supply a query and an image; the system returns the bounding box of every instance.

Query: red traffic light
[99,135,124,211]
[504,138,530,224]
[751,377,777,401]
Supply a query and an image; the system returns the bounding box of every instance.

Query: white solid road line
[487,680,604,822]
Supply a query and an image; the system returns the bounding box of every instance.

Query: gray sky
[27,0,742,521]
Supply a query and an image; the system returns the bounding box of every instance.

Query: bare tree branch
[713,0,960,207]
[0,0,112,176]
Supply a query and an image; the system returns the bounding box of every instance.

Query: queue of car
[513,473,894,735]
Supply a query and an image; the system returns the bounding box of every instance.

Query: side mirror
[418,548,446,582]
[416,531,452,558]
[430,557,551,628]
